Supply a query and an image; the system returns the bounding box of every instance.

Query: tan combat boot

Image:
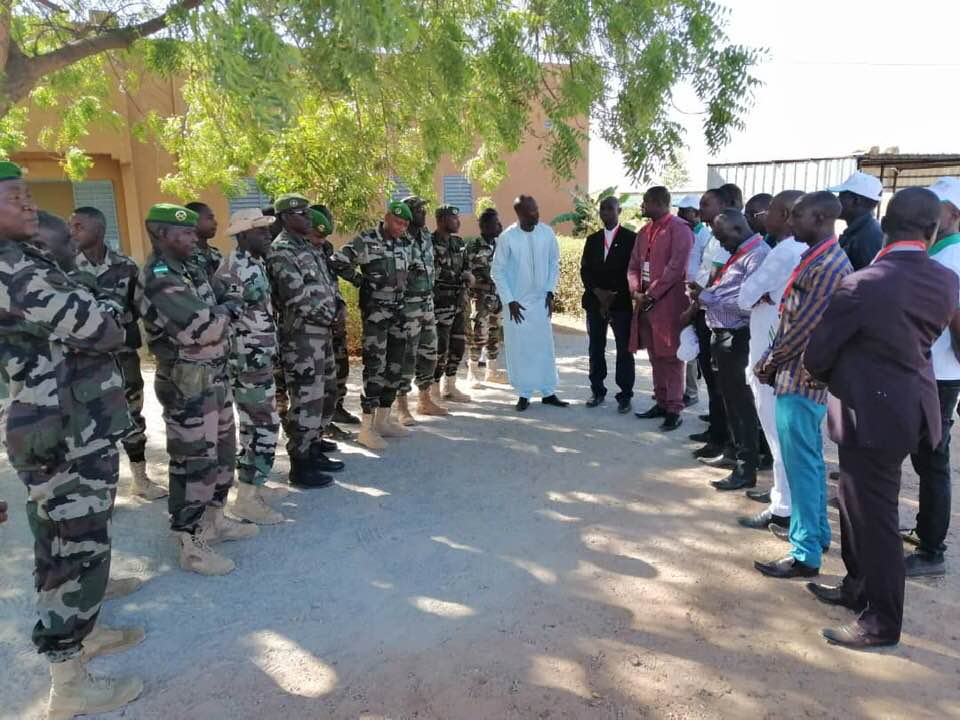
[207,506,259,543]
[47,656,143,720]
[485,357,509,384]
[357,412,387,450]
[468,361,484,388]
[417,383,449,416]
[129,461,167,501]
[103,576,143,601]
[442,374,472,403]
[231,483,284,525]
[375,407,410,438]
[177,529,235,576]
[395,393,418,426]
[81,623,146,660]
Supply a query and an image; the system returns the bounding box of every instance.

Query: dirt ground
[1,325,959,720]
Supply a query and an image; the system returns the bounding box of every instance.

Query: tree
[2,0,760,227]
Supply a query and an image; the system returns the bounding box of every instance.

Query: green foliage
[550,184,643,237]
[3,0,759,215]
[339,278,363,356]
[553,235,585,317]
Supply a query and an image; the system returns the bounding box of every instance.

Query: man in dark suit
[580,196,637,413]
[805,187,959,649]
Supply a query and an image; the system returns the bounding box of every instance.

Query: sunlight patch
[247,630,338,697]
[431,535,482,553]
[409,595,476,618]
[335,481,390,497]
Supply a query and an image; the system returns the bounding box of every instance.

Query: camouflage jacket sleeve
[1,247,125,353]
[139,265,232,348]
[328,235,366,287]
[267,246,337,326]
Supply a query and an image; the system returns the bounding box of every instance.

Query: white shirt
[930,241,960,380]
[602,225,619,260]
[687,223,713,281]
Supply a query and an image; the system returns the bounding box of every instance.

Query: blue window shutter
[389,177,412,203]
[72,180,121,251]
[228,177,271,213]
[442,175,473,215]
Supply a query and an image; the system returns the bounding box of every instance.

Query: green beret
[310,209,333,234]
[388,201,413,222]
[401,195,427,209]
[435,204,460,219]
[274,193,310,213]
[310,204,334,232]
[146,203,198,227]
[0,160,24,182]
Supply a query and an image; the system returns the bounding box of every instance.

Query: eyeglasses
[285,208,308,216]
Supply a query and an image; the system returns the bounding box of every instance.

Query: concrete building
[13,75,587,262]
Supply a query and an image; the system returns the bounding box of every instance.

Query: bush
[340,279,364,356]
[554,235,586,318]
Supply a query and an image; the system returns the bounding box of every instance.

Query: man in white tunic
[491,195,570,411]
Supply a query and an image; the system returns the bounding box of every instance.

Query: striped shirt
[764,237,853,401]
[699,234,770,330]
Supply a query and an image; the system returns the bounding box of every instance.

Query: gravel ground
[1,325,959,720]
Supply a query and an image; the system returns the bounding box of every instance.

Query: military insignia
[154,262,169,276]
[175,210,187,221]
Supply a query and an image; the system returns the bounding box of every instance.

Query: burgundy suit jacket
[805,250,958,456]
[627,214,693,356]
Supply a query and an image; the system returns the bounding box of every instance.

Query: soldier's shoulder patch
[152,261,170,276]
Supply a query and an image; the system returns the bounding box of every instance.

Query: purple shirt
[699,234,770,330]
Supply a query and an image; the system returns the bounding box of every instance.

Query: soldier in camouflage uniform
[329,201,412,449]
[267,194,345,487]
[432,205,474,402]
[466,207,507,386]
[137,203,257,578]
[395,195,448,425]
[185,201,223,278]
[217,208,287,524]
[0,162,144,718]
[69,206,168,501]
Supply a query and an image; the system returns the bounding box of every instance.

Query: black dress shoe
[821,624,898,649]
[585,394,605,408]
[617,397,632,414]
[806,583,866,611]
[318,438,339,453]
[659,413,683,431]
[635,404,666,419]
[754,556,819,579]
[333,403,361,425]
[758,455,774,472]
[516,397,530,412]
[746,488,771,504]
[737,509,789,530]
[692,443,724,459]
[683,394,698,407]
[688,429,712,443]
[542,394,569,407]
[313,453,345,473]
[699,454,737,469]
[829,470,840,480]
[712,470,756,491]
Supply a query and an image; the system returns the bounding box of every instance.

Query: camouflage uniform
[465,234,502,363]
[399,225,438,392]
[322,239,351,405]
[189,242,223,280]
[72,248,149,462]
[217,249,280,486]
[432,231,469,380]
[136,252,236,532]
[0,239,131,661]
[330,224,409,412]
[267,230,339,462]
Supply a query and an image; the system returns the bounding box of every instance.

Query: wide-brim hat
[228,207,275,236]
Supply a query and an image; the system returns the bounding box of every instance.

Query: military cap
[274,193,311,213]
[0,160,24,182]
[310,208,333,234]
[388,200,413,222]
[435,204,460,219]
[146,203,198,227]
[401,195,427,209]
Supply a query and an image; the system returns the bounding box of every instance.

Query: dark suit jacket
[805,250,958,455]
[580,225,637,313]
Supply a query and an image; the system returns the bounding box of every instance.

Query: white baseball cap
[927,177,960,211]
[675,194,701,210]
[827,171,883,201]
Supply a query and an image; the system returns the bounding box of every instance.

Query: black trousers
[585,307,635,400]
[711,327,759,476]
[838,444,908,641]
[696,310,728,446]
[909,380,960,558]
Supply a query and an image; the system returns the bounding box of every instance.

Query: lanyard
[644,218,670,263]
[710,234,762,286]
[873,240,927,263]
[778,237,837,314]
[928,233,960,256]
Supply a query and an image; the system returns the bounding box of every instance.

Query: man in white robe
[491,195,570,411]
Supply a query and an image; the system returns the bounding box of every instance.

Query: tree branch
[0,0,12,71]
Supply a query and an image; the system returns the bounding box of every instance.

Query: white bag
[676,325,700,362]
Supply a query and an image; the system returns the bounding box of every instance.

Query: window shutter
[442,175,473,215]
[228,177,271,213]
[389,177,412,203]
[72,180,121,251]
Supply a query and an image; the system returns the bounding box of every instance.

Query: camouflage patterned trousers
[399,294,438,393]
[360,301,406,413]
[434,294,467,380]
[279,330,336,461]
[231,360,279,486]
[155,361,236,533]
[333,301,350,404]
[469,291,502,362]
[117,351,148,462]
[21,446,118,660]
